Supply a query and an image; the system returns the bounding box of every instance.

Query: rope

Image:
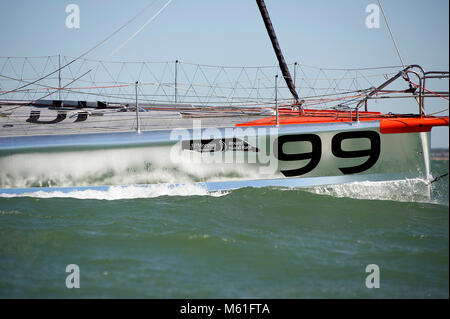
[404,77,449,101]
[0,83,132,93]
[31,69,93,102]
[428,173,449,185]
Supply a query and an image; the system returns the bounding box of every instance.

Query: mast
[256,0,299,105]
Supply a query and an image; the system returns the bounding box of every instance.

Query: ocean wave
[0,184,228,200]
[0,178,445,204]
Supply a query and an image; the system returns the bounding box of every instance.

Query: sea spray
[305,178,431,203]
[0,147,262,188]
[0,184,228,200]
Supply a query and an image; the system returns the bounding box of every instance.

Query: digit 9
[331,131,381,174]
[274,134,322,177]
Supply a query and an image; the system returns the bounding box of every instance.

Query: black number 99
[275,131,381,177]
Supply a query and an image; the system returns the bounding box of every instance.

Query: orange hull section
[236,109,449,134]
[379,117,449,133]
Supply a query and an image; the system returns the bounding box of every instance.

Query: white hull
[0,120,432,195]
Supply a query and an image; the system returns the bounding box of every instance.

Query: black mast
[256,0,299,107]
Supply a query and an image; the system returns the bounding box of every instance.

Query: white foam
[0,184,228,200]
[305,178,432,203]
[0,147,263,188]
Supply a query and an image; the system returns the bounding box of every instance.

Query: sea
[0,160,448,299]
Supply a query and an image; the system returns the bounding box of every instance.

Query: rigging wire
[29,0,172,104]
[0,0,159,97]
[108,0,173,57]
[404,77,450,101]
[0,56,447,115]
[377,0,406,69]
[427,108,450,116]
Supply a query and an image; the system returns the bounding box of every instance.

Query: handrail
[356,65,448,116]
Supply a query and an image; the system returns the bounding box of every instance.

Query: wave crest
[0,184,227,200]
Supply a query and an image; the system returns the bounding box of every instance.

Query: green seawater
[0,161,448,298]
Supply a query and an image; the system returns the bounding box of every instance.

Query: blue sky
[0,0,448,146]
